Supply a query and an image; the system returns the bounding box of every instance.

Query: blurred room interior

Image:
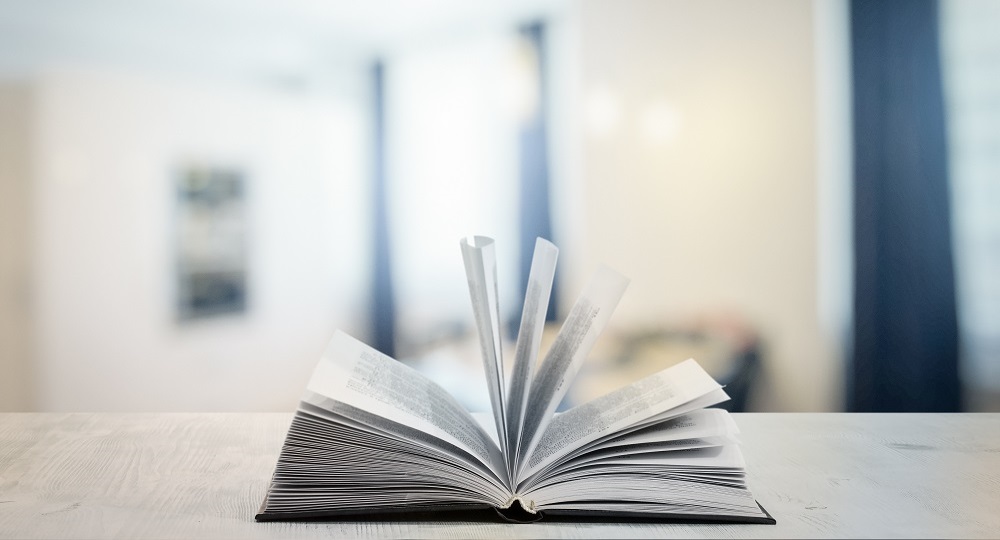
[0,0,997,413]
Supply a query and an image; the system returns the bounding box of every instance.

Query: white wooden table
[1,413,998,539]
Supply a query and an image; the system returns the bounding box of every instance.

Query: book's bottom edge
[254,503,498,523]
[538,501,776,525]
[254,500,776,525]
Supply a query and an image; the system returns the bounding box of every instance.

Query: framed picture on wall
[174,164,248,321]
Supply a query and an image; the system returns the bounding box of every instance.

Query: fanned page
[519,359,723,480]
[460,237,509,464]
[505,238,558,474]
[523,407,768,521]
[517,265,630,473]
[257,331,512,518]
[514,364,770,521]
[257,236,773,524]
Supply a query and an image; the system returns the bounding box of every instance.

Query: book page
[531,388,732,479]
[553,443,747,470]
[306,330,507,480]
[520,359,721,478]
[505,238,558,471]
[535,410,740,479]
[589,408,738,451]
[460,236,508,457]
[266,402,511,513]
[517,265,629,471]
[524,440,765,519]
[471,412,500,446]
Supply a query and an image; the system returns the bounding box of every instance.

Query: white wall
[0,82,34,411]
[562,0,839,411]
[29,68,371,411]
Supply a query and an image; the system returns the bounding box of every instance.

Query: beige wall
[562,0,839,411]
[27,68,372,411]
[0,82,34,411]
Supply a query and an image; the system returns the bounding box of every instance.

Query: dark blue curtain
[518,22,558,323]
[371,61,396,357]
[850,0,960,411]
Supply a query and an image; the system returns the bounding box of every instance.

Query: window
[385,32,524,356]
[941,0,1000,404]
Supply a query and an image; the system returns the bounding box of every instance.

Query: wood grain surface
[1,413,998,539]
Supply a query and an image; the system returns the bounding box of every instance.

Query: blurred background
[0,0,997,413]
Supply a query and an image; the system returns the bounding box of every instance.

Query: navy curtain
[518,22,558,323]
[850,0,960,411]
[371,61,396,357]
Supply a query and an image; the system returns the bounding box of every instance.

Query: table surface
[1,413,998,539]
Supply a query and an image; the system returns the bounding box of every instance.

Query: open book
[256,237,774,524]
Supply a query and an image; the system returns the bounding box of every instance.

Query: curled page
[505,238,558,472]
[521,359,722,478]
[517,265,629,474]
[306,330,507,480]
[546,388,732,470]
[460,236,508,459]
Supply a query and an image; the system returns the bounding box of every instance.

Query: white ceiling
[0,0,570,82]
